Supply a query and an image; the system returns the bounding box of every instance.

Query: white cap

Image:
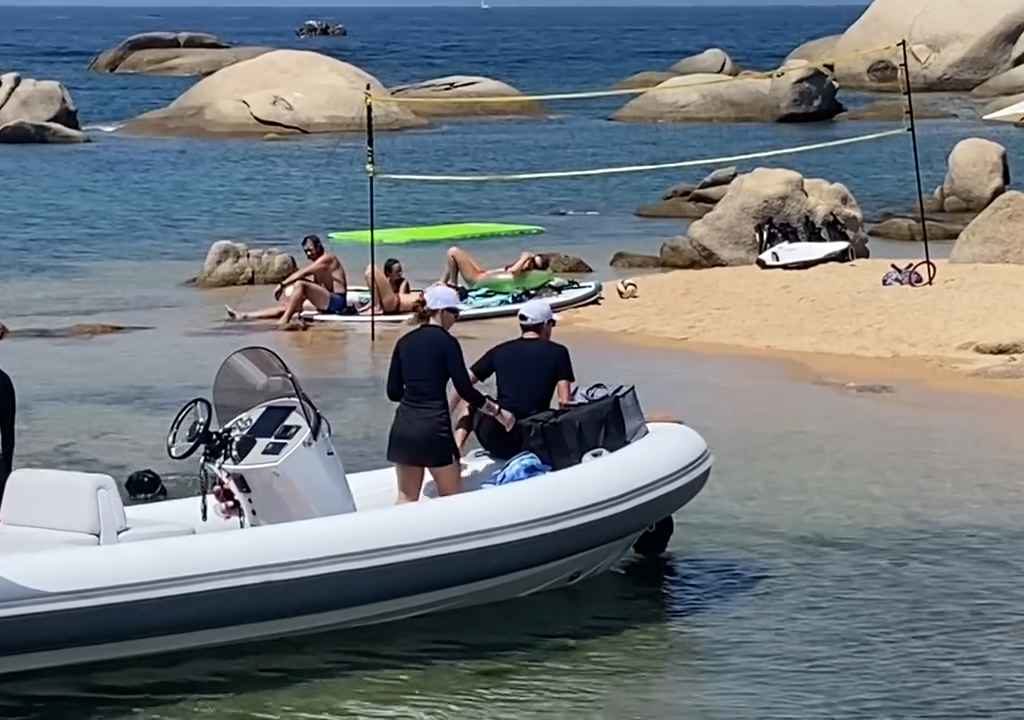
[424,284,461,312]
[517,299,554,325]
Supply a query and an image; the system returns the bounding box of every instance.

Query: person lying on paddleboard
[363,262,423,315]
[440,246,551,290]
[225,235,353,329]
[452,299,575,460]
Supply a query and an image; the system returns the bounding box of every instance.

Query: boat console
[166,347,357,527]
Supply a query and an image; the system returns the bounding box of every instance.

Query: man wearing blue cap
[454,299,575,459]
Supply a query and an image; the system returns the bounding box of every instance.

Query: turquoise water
[3,6,1024,718]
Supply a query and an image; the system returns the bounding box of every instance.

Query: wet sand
[564,259,1024,393]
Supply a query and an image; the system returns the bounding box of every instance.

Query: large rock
[981,92,1024,118]
[938,139,1009,213]
[839,98,957,121]
[610,251,662,269]
[869,217,965,241]
[662,167,868,268]
[0,73,79,128]
[950,192,1024,263]
[539,252,593,274]
[0,120,89,144]
[88,32,269,75]
[389,75,543,117]
[635,198,715,219]
[670,48,739,77]
[613,66,841,123]
[196,241,297,287]
[971,66,1024,98]
[831,0,1024,91]
[613,71,678,91]
[785,35,841,64]
[122,50,425,137]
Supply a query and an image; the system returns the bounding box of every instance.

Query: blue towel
[484,451,551,487]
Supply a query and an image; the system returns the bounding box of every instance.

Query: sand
[563,259,1024,386]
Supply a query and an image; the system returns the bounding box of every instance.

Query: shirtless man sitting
[440,246,550,289]
[226,235,351,330]
[364,262,423,314]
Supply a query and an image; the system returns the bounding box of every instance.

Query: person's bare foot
[225,305,243,321]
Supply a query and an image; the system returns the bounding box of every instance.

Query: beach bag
[882,262,923,287]
[519,384,647,470]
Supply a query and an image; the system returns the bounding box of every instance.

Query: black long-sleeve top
[387,325,486,410]
[0,368,15,499]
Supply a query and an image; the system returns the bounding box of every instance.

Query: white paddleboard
[302,282,603,324]
[756,241,853,270]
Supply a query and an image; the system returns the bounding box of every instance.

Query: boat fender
[632,515,674,558]
[473,269,553,294]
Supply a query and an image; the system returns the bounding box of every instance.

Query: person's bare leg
[278,281,333,329]
[395,464,425,503]
[364,266,400,313]
[453,401,473,451]
[225,303,287,321]
[443,246,487,287]
[429,462,463,497]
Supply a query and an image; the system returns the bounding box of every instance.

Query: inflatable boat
[0,347,711,676]
[302,281,602,325]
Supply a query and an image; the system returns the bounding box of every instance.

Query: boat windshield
[212,347,321,438]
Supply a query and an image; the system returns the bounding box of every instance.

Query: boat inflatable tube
[472,269,553,293]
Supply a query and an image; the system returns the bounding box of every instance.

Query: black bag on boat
[518,385,647,471]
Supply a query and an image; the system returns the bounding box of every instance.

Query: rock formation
[195,241,297,287]
[389,75,543,117]
[89,32,271,76]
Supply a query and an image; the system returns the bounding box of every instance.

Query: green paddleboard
[328,222,546,246]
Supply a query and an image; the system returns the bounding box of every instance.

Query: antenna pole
[365,84,377,340]
[900,39,934,285]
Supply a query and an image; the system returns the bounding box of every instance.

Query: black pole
[900,39,934,285]
[365,84,377,341]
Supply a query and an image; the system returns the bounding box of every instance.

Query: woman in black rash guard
[0,323,13,498]
[386,285,514,502]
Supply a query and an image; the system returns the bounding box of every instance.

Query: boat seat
[0,524,100,553]
[0,469,127,546]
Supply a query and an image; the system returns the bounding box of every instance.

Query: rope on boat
[376,129,907,183]
[372,43,899,105]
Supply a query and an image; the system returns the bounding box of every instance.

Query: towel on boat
[483,451,551,487]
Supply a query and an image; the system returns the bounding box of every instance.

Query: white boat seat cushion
[0,524,99,553]
[118,517,196,543]
[0,469,127,544]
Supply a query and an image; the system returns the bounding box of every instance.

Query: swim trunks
[325,292,348,315]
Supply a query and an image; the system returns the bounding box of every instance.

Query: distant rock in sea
[0,72,87,144]
[89,32,271,76]
[389,75,543,117]
[121,50,426,138]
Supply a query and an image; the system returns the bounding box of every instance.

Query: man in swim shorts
[225,235,353,330]
[439,246,550,289]
[453,299,575,460]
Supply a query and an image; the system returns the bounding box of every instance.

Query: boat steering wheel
[166,398,214,460]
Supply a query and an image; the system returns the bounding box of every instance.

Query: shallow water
[4,5,1024,718]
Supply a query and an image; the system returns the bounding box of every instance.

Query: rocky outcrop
[830,0,1024,91]
[869,217,965,241]
[839,98,957,121]
[950,191,1024,264]
[89,32,270,76]
[785,35,841,64]
[613,65,841,123]
[670,48,739,77]
[389,75,543,117]
[122,50,425,137]
[539,253,593,274]
[0,73,79,128]
[936,139,1009,213]
[0,120,89,144]
[971,66,1024,98]
[635,167,737,218]
[613,71,678,91]
[659,168,868,269]
[610,252,662,269]
[195,241,297,287]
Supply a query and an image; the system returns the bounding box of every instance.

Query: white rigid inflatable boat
[0,347,712,676]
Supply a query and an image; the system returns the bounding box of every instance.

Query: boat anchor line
[375,129,906,183]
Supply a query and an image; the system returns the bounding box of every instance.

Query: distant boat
[480,0,490,8]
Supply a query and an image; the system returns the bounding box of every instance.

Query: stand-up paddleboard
[328,222,545,246]
[756,241,854,270]
[302,282,602,324]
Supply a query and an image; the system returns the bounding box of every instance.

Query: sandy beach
[565,259,1024,389]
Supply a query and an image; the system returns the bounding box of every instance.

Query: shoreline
[561,259,1024,399]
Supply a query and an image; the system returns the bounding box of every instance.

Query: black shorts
[474,412,524,461]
